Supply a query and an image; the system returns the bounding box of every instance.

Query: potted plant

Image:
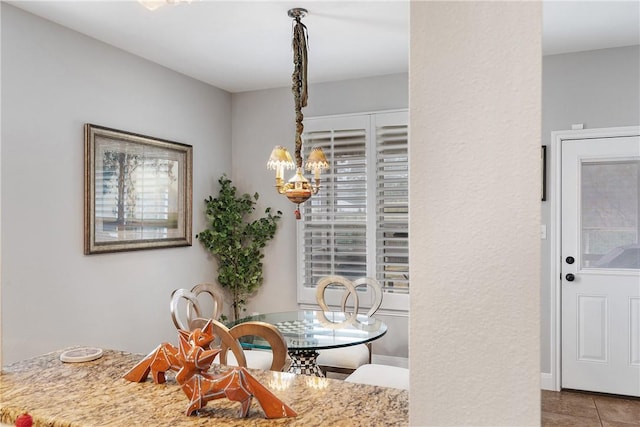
[196,175,282,321]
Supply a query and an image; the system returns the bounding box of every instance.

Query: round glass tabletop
[228,310,387,351]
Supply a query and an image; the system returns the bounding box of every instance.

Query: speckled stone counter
[0,349,408,426]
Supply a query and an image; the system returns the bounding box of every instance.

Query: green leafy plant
[196,175,282,321]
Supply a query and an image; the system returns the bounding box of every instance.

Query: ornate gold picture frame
[84,124,192,254]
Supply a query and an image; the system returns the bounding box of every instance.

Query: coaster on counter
[60,347,103,363]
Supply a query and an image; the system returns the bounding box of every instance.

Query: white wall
[540,45,640,375]
[230,73,409,358]
[410,2,540,425]
[0,4,410,364]
[1,4,232,364]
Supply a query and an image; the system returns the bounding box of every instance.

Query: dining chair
[315,276,383,375]
[170,288,203,331]
[189,283,223,321]
[344,364,409,390]
[170,288,247,365]
[187,316,248,367]
[217,321,289,372]
[170,284,224,331]
[315,275,359,314]
[171,289,287,372]
[170,283,287,371]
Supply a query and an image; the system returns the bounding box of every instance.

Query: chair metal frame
[170,288,202,331]
[170,287,287,372]
[188,283,224,321]
[316,275,359,313]
[219,321,288,372]
[315,275,383,375]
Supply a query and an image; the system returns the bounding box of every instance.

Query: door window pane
[581,160,640,269]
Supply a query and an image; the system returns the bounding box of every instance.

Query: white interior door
[561,134,640,396]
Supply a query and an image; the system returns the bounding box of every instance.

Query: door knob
[565,273,575,282]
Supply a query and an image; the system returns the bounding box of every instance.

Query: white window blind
[376,121,409,294]
[301,127,368,285]
[297,111,409,311]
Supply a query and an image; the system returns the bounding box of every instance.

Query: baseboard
[362,360,556,389]
[371,354,408,368]
[368,359,553,387]
[541,372,557,391]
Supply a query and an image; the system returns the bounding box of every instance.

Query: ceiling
[7,1,640,93]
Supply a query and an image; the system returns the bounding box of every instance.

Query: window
[95,145,177,241]
[581,160,640,268]
[297,111,409,311]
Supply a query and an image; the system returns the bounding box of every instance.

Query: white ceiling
[7,0,640,93]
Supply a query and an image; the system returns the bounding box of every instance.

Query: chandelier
[267,8,329,220]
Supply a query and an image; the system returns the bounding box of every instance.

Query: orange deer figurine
[174,332,297,417]
[124,320,296,419]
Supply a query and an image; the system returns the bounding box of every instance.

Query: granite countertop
[0,349,408,426]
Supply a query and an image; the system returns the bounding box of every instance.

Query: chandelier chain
[266,8,326,218]
[292,15,308,169]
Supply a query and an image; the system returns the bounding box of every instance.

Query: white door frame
[549,125,640,391]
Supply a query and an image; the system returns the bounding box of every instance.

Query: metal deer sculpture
[124,320,296,419]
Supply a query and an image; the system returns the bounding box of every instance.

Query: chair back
[189,317,248,368]
[170,288,202,331]
[170,287,286,372]
[315,276,383,375]
[316,275,383,317]
[170,285,224,331]
[189,283,224,321]
[346,277,383,317]
[316,275,359,313]
[219,321,288,372]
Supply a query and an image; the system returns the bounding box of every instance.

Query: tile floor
[542,390,640,426]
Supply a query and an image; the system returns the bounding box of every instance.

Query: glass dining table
[228,310,387,377]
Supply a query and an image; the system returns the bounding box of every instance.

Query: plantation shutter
[297,111,409,311]
[301,126,368,287]
[376,121,409,294]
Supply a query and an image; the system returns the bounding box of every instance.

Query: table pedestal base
[287,350,324,377]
